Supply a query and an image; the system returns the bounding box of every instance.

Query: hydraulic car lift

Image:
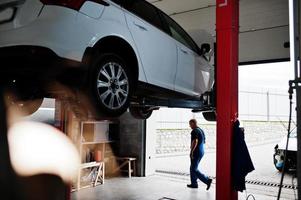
[297,66,301,199]
[216,0,239,200]
[0,0,240,199]
[0,0,298,200]
[291,0,301,199]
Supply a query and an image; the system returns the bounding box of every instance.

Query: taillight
[40,0,108,10]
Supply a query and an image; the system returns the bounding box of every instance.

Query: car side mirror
[200,43,211,55]
[199,43,213,62]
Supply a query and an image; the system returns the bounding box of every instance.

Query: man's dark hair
[189,119,197,125]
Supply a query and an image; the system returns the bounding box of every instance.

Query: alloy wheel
[96,62,129,110]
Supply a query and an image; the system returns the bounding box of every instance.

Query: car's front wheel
[89,53,133,117]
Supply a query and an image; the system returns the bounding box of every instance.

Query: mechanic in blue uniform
[187,119,212,190]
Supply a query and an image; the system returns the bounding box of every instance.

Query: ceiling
[148,0,290,64]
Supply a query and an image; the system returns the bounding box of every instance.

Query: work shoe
[206,179,212,190]
[187,184,198,189]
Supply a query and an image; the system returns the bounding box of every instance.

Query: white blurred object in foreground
[8,121,80,183]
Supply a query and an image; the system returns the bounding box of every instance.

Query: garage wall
[118,112,146,176]
[150,0,290,63]
[239,26,289,63]
[145,111,157,176]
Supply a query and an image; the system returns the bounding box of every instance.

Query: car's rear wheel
[5,81,44,116]
[129,106,153,120]
[18,98,43,116]
[89,53,133,117]
[6,95,43,116]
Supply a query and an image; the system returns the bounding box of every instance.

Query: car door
[176,42,197,96]
[122,0,177,91]
[161,13,206,97]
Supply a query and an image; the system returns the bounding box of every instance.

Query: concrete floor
[71,176,291,200]
[155,141,296,185]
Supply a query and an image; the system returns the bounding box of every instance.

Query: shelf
[80,161,103,169]
[81,141,115,145]
[81,120,118,125]
[77,162,105,191]
[74,120,119,190]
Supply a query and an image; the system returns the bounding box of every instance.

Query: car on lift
[0,0,215,119]
[273,131,297,172]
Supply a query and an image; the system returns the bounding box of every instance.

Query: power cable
[292,175,297,200]
[245,189,256,200]
[246,194,256,200]
[277,82,294,200]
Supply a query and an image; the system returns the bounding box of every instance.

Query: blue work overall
[190,127,210,186]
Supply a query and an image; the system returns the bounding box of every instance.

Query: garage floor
[71,176,287,200]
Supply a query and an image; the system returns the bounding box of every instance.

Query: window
[124,0,165,32]
[0,7,16,25]
[110,0,122,6]
[161,12,199,53]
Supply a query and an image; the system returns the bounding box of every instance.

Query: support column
[216,0,239,199]
[267,91,270,122]
[297,0,301,199]
[297,84,301,200]
[54,100,70,200]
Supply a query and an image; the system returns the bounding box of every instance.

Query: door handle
[133,21,148,31]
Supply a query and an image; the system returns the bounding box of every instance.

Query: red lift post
[216,0,239,200]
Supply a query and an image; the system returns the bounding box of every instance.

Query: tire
[20,98,43,115]
[7,97,43,116]
[5,80,44,116]
[129,106,153,120]
[89,53,133,117]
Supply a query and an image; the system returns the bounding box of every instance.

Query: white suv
[0,0,214,119]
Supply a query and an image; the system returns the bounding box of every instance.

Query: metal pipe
[297,0,301,199]
[267,91,270,122]
[290,0,300,79]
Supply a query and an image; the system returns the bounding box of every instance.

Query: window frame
[159,11,200,54]
[120,0,200,54]
[122,0,168,33]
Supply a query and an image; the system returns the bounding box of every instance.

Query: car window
[123,0,165,32]
[0,7,15,25]
[161,12,198,52]
[110,0,122,6]
[289,131,297,138]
